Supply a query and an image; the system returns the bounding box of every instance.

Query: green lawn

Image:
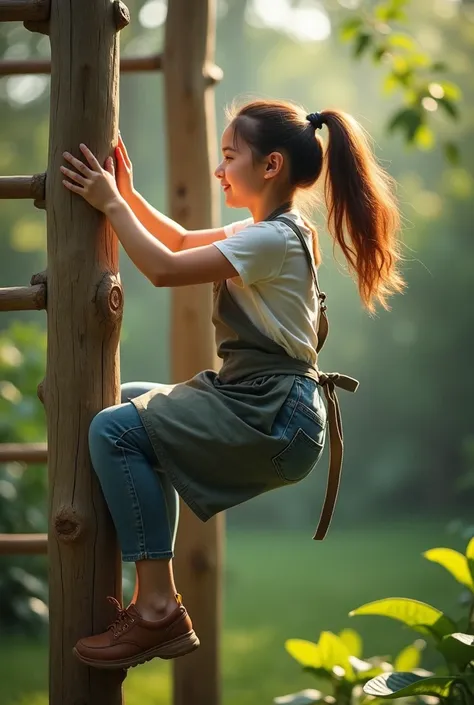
[0,522,465,705]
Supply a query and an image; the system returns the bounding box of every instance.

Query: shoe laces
[107,596,135,638]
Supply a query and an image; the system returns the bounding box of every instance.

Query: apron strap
[272,213,359,540]
[315,372,358,540]
[274,216,328,353]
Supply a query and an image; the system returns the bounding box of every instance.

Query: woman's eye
[224,156,232,162]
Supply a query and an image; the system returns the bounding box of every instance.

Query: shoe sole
[73,630,200,670]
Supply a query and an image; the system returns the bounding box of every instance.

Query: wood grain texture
[0,285,46,311]
[0,54,163,76]
[46,1,123,703]
[0,534,47,555]
[0,0,50,22]
[0,442,47,463]
[164,1,224,704]
[0,173,46,200]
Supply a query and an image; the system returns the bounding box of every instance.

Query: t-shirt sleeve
[213,221,287,287]
[223,217,254,237]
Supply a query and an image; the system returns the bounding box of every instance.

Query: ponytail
[321,110,405,311]
[230,100,404,311]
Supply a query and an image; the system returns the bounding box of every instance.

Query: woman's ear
[264,151,284,179]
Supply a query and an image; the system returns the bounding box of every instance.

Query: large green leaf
[339,628,362,658]
[286,634,355,681]
[318,632,354,681]
[439,633,474,669]
[274,689,324,705]
[466,537,474,586]
[394,642,423,671]
[423,548,474,591]
[364,672,474,699]
[349,598,456,639]
[285,640,321,668]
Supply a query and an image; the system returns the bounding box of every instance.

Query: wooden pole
[0,285,46,311]
[0,0,50,22]
[46,1,124,703]
[0,534,47,555]
[0,55,223,80]
[164,1,223,704]
[0,54,163,76]
[0,442,47,463]
[0,174,45,200]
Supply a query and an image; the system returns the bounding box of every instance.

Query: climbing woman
[60,99,404,670]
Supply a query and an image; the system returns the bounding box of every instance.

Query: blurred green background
[1,0,473,703]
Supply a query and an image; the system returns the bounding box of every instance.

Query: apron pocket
[272,428,324,483]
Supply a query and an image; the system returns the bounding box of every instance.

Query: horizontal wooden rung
[0,174,46,201]
[0,54,163,77]
[0,284,46,311]
[0,0,50,22]
[0,534,47,555]
[0,442,47,463]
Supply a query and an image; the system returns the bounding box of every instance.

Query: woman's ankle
[134,592,179,621]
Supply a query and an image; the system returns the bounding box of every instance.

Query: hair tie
[306,112,325,131]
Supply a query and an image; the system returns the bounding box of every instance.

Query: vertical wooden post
[164,1,223,704]
[46,1,124,703]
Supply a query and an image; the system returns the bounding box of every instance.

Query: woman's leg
[88,392,179,620]
[121,382,179,548]
[119,383,180,617]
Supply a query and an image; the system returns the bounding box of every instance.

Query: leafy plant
[274,627,429,705]
[275,538,474,704]
[350,538,474,703]
[339,0,462,163]
[0,322,48,633]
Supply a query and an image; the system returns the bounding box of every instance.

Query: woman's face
[214,124,266,209]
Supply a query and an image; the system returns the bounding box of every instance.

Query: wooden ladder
[0,1,224,703]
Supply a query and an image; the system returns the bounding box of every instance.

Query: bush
[276,536,474,704]
[0,322,48,634]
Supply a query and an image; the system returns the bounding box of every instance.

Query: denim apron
[132,212,358,540]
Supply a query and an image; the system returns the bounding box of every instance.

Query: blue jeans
[88,382,179,562]
[89,377,326,563]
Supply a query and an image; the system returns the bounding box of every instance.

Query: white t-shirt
[213,211,320,364]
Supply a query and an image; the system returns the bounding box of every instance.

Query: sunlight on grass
[124,660,170,705]
[9,695,47,705]
[1,524,463,705]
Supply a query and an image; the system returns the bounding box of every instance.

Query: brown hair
[228,100,405,311]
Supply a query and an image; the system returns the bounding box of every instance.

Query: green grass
[0,522,465,705]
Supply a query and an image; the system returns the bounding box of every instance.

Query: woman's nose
[214,161,224,179]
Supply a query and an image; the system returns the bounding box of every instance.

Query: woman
[60,100,404,670]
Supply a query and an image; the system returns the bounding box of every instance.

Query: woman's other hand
[115,133,135,200]
[61,144,122,214]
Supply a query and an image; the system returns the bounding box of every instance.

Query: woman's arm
[105,197,238,287]
[126,190,228,251]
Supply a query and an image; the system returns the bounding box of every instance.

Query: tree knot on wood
[95,273,124,325]
[190,548,215,574]
[31,172,46,209]
[114,0,130,31]
[54,508,84,544]
[37,379,46,405]
[30,270,47,287]
[23,19,50,36]
[27,273,47,310]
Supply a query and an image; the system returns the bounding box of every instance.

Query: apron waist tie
[314,371,359,541]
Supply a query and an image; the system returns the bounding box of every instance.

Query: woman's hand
[61,144,122,214]
[115,133,135,200]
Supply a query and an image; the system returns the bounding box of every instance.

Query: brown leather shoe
[73,594,199,669]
